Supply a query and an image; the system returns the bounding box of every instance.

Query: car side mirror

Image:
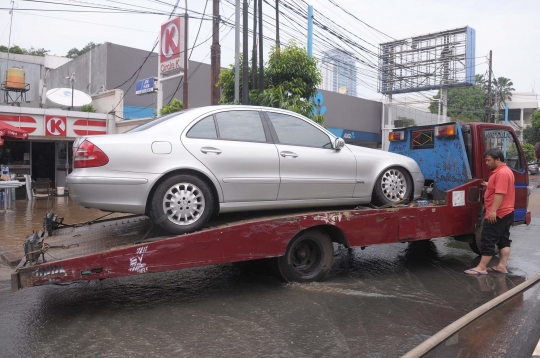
[334,138,345,150]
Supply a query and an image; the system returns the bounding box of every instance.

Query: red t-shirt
[484,163,515,218]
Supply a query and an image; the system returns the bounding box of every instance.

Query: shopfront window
[0,140,30,166]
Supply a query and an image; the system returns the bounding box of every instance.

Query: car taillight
[389,131,405,141]
[435,124,457,137]
[73,140,109,168]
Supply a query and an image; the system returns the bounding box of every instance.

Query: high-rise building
[321,49,357,97]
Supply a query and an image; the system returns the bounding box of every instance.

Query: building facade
[321,49,358,97]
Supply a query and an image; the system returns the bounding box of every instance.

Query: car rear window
[187,116,217,139]
[126,109,193,133]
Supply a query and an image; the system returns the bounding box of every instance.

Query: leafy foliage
[0,45,49,56]
[521,143,536,163]
[397,116,416,127]
[66,42,99,58]
[428,74,515,123]
[161,98,183,115]
[429,85,486,122]
[219,41,322,122]
[523,110,540,145]
[80,104,97,113]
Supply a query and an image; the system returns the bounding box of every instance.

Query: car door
[264,111,357,200]
[182,110,280,202]
[481,128,528,222]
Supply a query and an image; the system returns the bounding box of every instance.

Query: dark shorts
[481,212,514,256]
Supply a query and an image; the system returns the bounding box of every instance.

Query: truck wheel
[276,229,334,282]
[469,218,499,256]
[372,167,413,206]
[149,174,214,235]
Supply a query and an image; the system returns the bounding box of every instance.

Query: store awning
[0,120,29,146]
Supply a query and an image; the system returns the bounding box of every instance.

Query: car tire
[149,174,214,235]
[275,229,334,283]
[372,166,413,206]
[469,217,499,256]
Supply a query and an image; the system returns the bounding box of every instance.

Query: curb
[0,251,22,268]
[403,273,540,357]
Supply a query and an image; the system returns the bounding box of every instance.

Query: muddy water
[0,197,128,253]
[0,198,539,357]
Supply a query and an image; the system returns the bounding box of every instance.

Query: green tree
[521,143,536,163]
[492,77,515,121]
[161,98,183,115]
[523,109,540,145]
[66,42,99,58]
[219,41,322,121]
[429,85,486,122]
[397,116,416,127]
[80,104,97,113]
[0,44,49,56]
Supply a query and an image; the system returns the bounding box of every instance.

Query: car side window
[187,116,217,139]
[215,111,266,142]
[266,112,332,148]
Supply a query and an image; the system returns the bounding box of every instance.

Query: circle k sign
[45,116,67,137]
[160,17,184,74]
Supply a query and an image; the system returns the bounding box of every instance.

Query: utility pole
[183,0,189,109]
[307,5,313,57]
[251,0,257,89]
[234,0,240,103]
[258,0,263,92]
[276,1,280,53]
[242,0,249,105]
[486,50,492,123]
[211,0,221,105]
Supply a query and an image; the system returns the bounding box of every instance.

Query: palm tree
[492,77,515,120]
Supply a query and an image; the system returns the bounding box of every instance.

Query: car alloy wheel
[380,168,408,202]
[162,182,206,225]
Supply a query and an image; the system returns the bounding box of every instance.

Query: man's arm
[487,193,504,223]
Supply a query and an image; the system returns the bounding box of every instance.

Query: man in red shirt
[465,148,515,275]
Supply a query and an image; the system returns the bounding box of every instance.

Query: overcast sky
[1,0,538,106]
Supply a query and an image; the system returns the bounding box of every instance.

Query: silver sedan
[68,106,424,234]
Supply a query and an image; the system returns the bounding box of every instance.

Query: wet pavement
[0,194,539,357]
[425,280,540,358]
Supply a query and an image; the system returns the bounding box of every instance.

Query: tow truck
[9,122,531,291]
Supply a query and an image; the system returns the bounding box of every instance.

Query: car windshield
[125,109,193,133]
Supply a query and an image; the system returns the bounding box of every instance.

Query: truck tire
[372,166,413,206]
[149,174,214,235]
[276,229,334,283]
[469,218,499,256]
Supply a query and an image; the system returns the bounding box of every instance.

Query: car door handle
[200,147,222,154]
[280,151,298,158]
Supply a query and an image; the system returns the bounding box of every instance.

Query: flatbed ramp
[10,179,485,291]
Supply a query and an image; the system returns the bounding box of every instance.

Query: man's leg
[465,217,497,275]
[491,247,510,273]
[465,255,491,275]
[488,212,513,274]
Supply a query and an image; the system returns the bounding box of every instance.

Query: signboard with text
[159,17,186,75]
[136,77,156,95]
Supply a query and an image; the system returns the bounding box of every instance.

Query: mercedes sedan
[68,106,424,234]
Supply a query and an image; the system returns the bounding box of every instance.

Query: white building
[503,92,538,142]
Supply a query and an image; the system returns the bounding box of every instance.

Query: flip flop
[487,267,508,274]
[464,269,488,276]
